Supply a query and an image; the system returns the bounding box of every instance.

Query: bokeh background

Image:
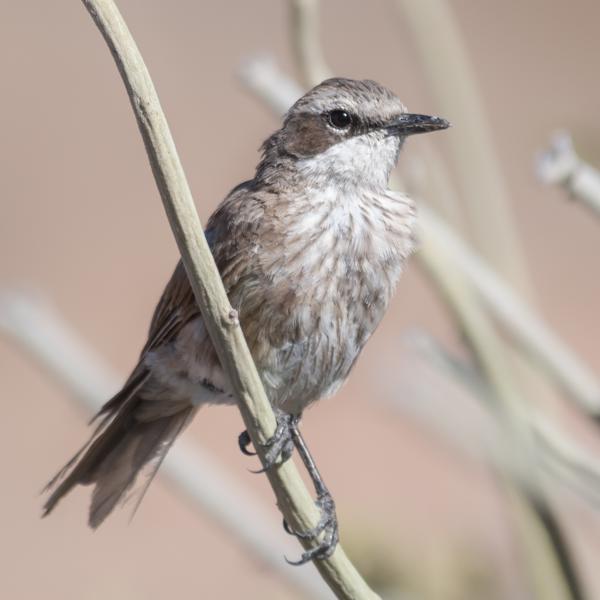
[2,1,600,599]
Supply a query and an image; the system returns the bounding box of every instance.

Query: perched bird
[43,77,448,563]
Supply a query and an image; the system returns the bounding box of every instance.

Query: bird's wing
[142,259,198,355]
[92,259,201,421]
[142,186,256,356]
[138,181,262,365]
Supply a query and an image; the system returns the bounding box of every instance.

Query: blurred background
[2,1,600,598]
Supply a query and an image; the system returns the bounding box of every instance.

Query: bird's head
[258,77,449,191]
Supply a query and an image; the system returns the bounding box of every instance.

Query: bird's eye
[327,109,353,130]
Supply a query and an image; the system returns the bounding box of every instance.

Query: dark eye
[327,109,353,130]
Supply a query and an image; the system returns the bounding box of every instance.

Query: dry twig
[537,131,600,217]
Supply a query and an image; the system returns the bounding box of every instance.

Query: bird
[43,77,449,563]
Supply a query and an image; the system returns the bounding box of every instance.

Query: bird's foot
[238,409,296,471]
[239,411,340,564]
[283,490,339,565]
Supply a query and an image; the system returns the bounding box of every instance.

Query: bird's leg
[238,411,339,564]
[283,415,339,565]
[238,408,295,471]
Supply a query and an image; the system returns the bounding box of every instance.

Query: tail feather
[43,369,194,527]
[89,368,149,424]
[43,411,115,494]
[43,400,137,518]
[88,407,194,528]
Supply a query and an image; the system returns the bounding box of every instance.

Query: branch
[421,205,600,415]
[411,170,584,600]
[80,1,378,598]
[392,331,600,513]
[289,0,331,87]
[394,0,535,300]
[536,131,600,218]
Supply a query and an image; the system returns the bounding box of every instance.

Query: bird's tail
[43,370,195,528]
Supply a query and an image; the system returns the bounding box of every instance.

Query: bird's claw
[239,410,295,472]
[238,411,339,564]
[283,491,339,565]
[238,430,255,456]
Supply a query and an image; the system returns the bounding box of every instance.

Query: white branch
[537,131,600,217]
[421,205,600,414]
[392,331,600,512]
[395,0,535,300]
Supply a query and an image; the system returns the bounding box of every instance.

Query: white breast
[258,185,417,413]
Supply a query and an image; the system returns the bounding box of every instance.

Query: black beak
[384,113,450,137]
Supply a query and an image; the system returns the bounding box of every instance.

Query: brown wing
[90,260,198,421]
[142,260,198,355]
[142,180,261,356]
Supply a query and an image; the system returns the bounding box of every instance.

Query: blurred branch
[535,418,600,510]
[401,329,493,406]
[0,292,331,600]
[79,1,379,598]
[240,56,306,116]
[255,1,588,592]
[394,0,534,300]
[537,132,600,217]
[240,57,304,110]
[508,489,586,600]
[414,211,584,600]
[396,331,600,513]
[415,216,581,600]
[417,221,530,440]
[289,0,331,87]
[402,145,468,234]
[421,205,600,416]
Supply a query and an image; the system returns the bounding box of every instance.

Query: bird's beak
[384,113,450,137]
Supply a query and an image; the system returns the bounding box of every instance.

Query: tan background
[2,1,600,598]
